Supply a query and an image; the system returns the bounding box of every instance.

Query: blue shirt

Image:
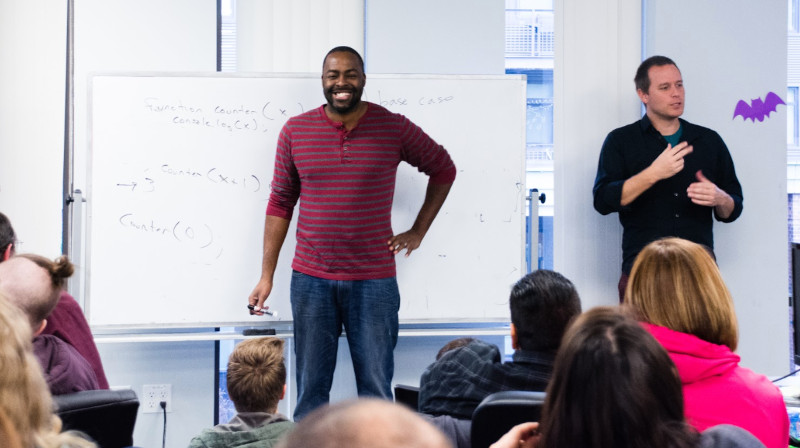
[593,115,743,274]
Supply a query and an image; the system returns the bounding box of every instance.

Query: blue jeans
[290,270,400,420]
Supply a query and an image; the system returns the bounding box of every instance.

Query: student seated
[491,307,766,448]
[189,337,294,448]
[418,270,581,419]
[625,237,788,448]
[276,398,452,448]
[0,293,96,448]
[0,254,99,395]
[0,212,109,388]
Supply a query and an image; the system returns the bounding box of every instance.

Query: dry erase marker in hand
[247,304,277,317]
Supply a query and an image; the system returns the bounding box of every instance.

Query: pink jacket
[643,323,788,448]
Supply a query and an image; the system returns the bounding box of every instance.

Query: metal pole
[526,188,545,273]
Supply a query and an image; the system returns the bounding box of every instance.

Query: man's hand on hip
[388,229,424,257]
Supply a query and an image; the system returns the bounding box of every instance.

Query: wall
[365,0,505,75]
[553,1,642,305]
[0,1,67,257]
[555,0,789,375]
[235,0,364,72]
[73,1,219,445]
[644,0,788,375]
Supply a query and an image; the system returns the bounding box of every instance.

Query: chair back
[394,384,421,410]
[470,390,545,448]
[54,389,139,448]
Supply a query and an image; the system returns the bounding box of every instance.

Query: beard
[324,85,363,115]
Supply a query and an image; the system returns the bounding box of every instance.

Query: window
[505,0,554,270]
[789,87,798,149]
[219,0,237,72]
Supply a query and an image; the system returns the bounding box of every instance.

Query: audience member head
[277,398,452,448]
[0,294,94,448]
[0,212,17,261]
[509,270,581,352]
[227,337,287,413]
[539,306,697,448]
[0,254,74,335]
[624,237,738,351]
[435,337,476,360]
[634,55,679,94]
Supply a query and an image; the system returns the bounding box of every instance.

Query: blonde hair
[624,237,738,351]
[227,337,286,413]
[0,402,22,448]
[0,294,95,448]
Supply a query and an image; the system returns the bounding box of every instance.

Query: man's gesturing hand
[687,170,729,207]
[650,141,693,181]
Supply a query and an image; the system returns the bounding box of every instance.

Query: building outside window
[505,0,554,270]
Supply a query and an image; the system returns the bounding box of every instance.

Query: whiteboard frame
[85,72,527,330]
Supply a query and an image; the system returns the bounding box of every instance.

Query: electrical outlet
[142,384,172,413]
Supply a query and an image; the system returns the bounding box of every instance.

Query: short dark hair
[634,55,679,93]
[323,46,365,72]
[509,270,581,352]
[0,213,16,254]
[539,307,698,448]
[226,337,286,413]
[435,337,476,360]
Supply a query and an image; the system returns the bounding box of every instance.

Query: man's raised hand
[650,141,693,180]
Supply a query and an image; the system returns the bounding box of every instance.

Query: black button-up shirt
[593,115,743,274]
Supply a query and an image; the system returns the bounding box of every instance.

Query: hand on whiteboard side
[387,229,424,257]
[248,277,273,315]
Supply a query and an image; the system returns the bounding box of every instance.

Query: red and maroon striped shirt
[266,103,456,280]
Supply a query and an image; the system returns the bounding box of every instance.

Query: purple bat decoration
[733,91,785,122]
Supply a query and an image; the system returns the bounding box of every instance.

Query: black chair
[394,384,420,410]
[470,390,546,448]
[53,389,139,448]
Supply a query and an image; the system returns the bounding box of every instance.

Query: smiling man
[248,46,456,420]
[592,55,743,301]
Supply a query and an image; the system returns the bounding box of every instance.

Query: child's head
[227,337,286,413]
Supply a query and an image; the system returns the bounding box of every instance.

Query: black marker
[247,304,278,317]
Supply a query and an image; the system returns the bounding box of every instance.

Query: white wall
[365,0,505,74]
[553,0,642,305]
[644,0,788,375]
[555,0,789,375]
[0,1,68,257]
[72,1,219,445]
[236,0,364,72]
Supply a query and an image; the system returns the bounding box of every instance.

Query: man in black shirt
[593,56,743,301]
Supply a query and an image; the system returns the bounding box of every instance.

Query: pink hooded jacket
[643,323,788,448]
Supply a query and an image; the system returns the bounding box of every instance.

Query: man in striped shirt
[248,46,456,420]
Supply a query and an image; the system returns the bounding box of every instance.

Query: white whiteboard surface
[86,73,526,328]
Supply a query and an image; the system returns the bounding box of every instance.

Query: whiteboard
[86,73,526,328]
